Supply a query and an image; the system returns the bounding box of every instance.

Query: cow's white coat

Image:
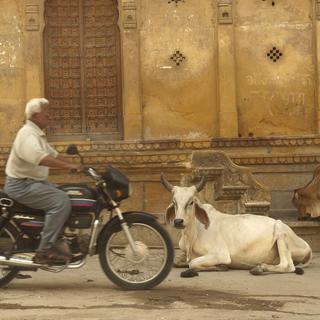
[166,185,312,274]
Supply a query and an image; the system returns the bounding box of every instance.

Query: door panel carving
[44,0,122,139]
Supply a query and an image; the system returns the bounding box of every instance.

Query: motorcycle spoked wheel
[0,223,21,287]
[99,220,174,290]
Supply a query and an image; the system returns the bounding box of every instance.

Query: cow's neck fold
[184,211,198,262]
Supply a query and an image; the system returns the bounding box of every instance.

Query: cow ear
[194,202,210,229]
[165,203,175,224]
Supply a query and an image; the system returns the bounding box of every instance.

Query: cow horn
[195,176,207,192]
[160,173,173,192]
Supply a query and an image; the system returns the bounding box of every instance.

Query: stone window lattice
[170,50,186,66]
[167,0,185,6]
[262,0,276,6]
[267,47,283,62]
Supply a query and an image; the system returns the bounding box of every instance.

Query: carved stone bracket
[25,4,39,31]
[123,0,137,29]
[190,151,271,215]
[218,0,233,24]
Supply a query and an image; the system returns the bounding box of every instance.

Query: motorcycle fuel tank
[59,184,98,213]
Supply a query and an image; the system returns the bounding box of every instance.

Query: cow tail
[294,247,312,275]
[300,249,313,268]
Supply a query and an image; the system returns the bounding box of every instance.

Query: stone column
[24,0,44,99]
[121,0,143,140]
[316,0,320,133]
[217,0,238,137]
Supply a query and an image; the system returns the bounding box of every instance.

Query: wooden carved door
[44,0,122,140]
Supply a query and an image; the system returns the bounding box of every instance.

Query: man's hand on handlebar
[69,163,84,173]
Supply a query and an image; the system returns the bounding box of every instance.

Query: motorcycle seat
[0,190,45,215]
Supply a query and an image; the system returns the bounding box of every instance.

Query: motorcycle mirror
[66,144,79,155]
[66,144,84,165]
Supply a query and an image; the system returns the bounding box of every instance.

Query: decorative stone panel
[218,0,233,24]
[25,4,39,31]
[123,0,137,29]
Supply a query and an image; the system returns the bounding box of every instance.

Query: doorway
[44,0,123,140]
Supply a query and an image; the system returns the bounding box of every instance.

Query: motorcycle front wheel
[99,219,174,290]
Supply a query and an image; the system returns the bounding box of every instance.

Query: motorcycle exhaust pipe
[0,255,86,269]
[0,255,42,268]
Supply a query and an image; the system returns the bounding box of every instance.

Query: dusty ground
[0,253,319,320]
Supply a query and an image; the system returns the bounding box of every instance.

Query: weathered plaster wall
[235,0,316,136]
[0,0,319,142]
[0,0,25,144]
[140,0,218,140]
[0,1,320,249]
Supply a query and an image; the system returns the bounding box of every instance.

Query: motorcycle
[0,144,174,290]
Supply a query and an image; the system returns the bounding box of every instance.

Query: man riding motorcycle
[4,98,83,264]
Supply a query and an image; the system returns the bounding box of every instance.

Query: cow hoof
[250,265,264,275]
[295,267,304,275]
[180,269,199,278]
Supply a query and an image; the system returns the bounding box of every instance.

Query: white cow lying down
[161,175,312,276]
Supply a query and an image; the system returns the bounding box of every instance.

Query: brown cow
[293,165,320,220]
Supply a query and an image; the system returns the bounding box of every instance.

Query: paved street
[0,253,319,320]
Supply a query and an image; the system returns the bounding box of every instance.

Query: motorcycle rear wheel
[99,220,174,290]
[0,223,20,287]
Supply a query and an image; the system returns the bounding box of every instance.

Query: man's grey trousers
[4,177,71,249]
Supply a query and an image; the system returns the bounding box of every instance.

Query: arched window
[44,0,122,140]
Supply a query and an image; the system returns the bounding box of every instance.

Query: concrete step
[285,220,320,251]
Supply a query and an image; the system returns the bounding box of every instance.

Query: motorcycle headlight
[114,190,123,198]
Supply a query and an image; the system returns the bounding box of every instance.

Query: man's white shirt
[5,120,58,180]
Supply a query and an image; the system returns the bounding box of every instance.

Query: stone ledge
[2,136,320,167]
[285,220,320,228]
[232,154,320,166]
[218,185,248,200]
[210,135,320,148]
[1,135,320,151]
[244,201,271,214]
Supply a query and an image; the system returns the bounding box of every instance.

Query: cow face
[161,174,209,229]
[165,186,210,229]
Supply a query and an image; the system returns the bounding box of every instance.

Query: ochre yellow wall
[235,0,316,136]
[0,0,25,144]
[140,0,218,139]
[0,0,319,142]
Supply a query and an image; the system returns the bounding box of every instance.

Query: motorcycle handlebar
[69,164,102,181]
[84,167,101,180]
